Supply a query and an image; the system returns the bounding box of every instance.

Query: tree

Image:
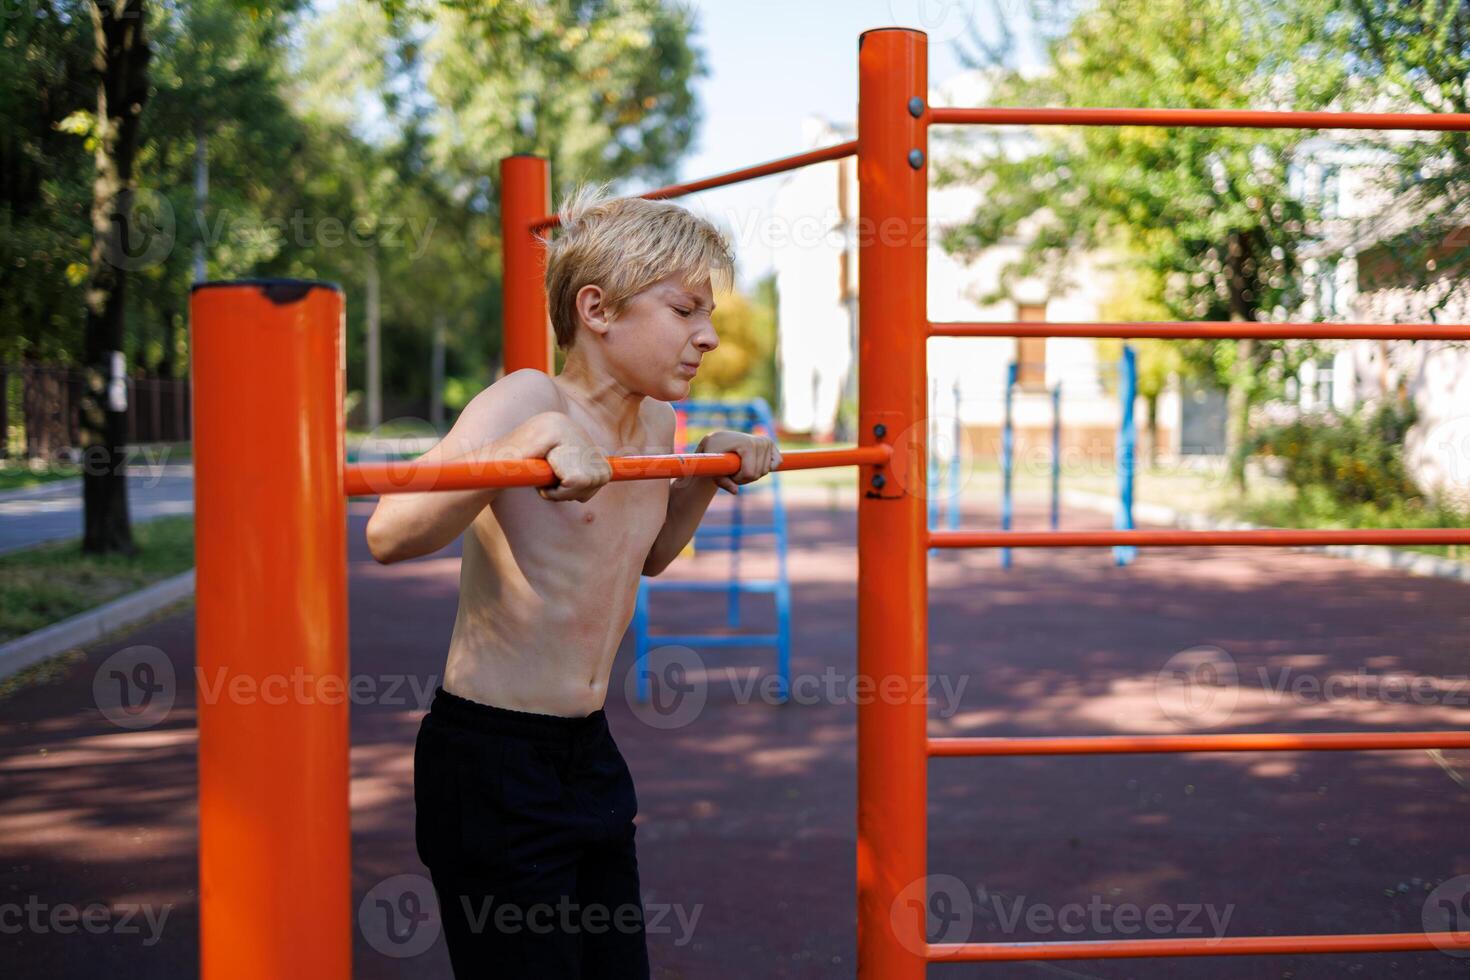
[80,0,151,556]
[691,276,778,403]
[414,0,705,198]
[0,1,95,364]
[314,0,709,415]
[1330,1,1470,309]
[1094,261,1187,466]
[939,0,1342,489]
[131,0,309,380]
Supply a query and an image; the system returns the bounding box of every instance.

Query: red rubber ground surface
[3,497,1469,978]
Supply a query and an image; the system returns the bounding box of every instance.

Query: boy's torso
[442,393,671,718]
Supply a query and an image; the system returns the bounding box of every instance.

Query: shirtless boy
[365,186,780,978]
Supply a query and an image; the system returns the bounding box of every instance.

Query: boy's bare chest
[488,477,668,557]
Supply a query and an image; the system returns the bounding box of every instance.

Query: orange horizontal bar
[929,106,1470,131]
[928,932,1470,962]
[344,445,887,496]
[530,141,858,231]
[929,731,1470,757]
[929,528,1470,548]
[929,320,1470,341]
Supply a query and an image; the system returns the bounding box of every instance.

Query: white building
[769,72,1182,460]
[1294,135,1470,504]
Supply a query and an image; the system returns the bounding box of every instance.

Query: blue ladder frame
[632,397,792,702]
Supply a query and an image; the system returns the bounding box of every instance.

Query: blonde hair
[540,183,734,349]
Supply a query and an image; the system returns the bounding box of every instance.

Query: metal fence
[1,363,191,460]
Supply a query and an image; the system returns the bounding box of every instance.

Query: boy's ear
[575,284,611,338]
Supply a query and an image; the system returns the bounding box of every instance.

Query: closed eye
[672,306,692,317]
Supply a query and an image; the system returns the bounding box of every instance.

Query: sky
[644,0,1042,287]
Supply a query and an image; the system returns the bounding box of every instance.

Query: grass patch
[1232,487,1470,561]
[0,443,191,492]
[0,460,81,492]
[135,441,191,465]
[0,516,195,644]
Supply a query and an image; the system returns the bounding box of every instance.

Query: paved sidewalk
[0,466,195,555]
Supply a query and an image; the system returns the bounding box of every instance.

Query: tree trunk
[1225,362,1252,490]
[1145,393,1160,468]
[192,116,208,283]
[161,305,177,379]
[430,313,446,432]
[1224,230,1256,493]
[365,250,381,432]
[22,365,70,461]
[81,0,151,556]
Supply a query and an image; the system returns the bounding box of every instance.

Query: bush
[1252,404,1422,510]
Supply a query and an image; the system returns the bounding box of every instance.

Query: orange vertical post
[501,155,553,373]
[856,28,929,980]
[191,280,351,980]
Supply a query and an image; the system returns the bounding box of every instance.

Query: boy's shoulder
[476,368,565,415]
[445,369,565,447]
[493,367,563,399]
[639,397,677,451]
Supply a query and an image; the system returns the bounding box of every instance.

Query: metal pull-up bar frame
[189,26,1470,980]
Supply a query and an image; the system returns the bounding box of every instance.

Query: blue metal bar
[727,477,744,626]
[1050,381,1062,531]
[639,633,782,648]
[927,378,940,537]
[693,524,782,537]
[1114,345,1138,566]
[774,580,792,702]
[633,579,652,702]
[947,378,962,531]
[758,398,792,701]
[1001,362,1017,569]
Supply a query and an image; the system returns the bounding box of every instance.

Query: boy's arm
[365,369,610,564]
[641,419,782,577]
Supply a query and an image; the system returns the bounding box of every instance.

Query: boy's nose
[695,327,719,352]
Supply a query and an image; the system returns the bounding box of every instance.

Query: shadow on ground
[2,496,1469,978]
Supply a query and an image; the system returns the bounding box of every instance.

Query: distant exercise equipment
[928,345,1137,567]
[631,397,792,702]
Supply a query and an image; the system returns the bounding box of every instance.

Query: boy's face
[597,274,720,401]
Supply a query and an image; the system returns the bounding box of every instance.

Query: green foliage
[690,275,778,403]
[0,514,195,643]
[5,0,705,426]
[411,0,704,196]
[1252,403,1422,510]
[945,0,1339,315]
[939,0,1347,467]
[1328,0,1470,311]
[1094,261,1185,400]
[0,0,95,362]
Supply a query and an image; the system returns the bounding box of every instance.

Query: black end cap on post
[190,278,342,306]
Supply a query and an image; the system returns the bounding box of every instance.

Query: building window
[1015,302,1047,390]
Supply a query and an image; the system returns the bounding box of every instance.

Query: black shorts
[414,686,650,979]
